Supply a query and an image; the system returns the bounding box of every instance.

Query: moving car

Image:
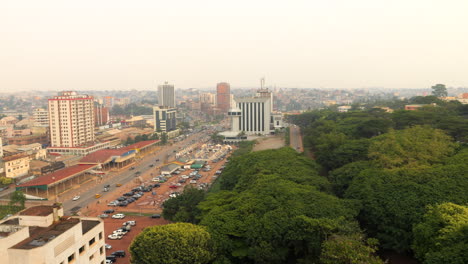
[95,194,101,199]
[72,196,80,201]
[112,213,125,219]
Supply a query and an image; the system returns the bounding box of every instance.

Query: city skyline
[2,0,468,91]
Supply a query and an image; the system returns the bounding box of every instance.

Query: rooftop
[20,205,55,216]
[12,218,80,249]
[16,164,96,188]
[81,219,100,235]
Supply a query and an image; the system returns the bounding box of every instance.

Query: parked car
[107,201,118,206]
[123,220,136,226]
[104,209,115,214]
[107,234,122,240]
[151,214,161,218]
[98,214,109,218]
[72,195,80,201]
[106,256,117,263]
[117,196,126,201]
[169,185,178,189]
[190,180,197,184]
[112,213,125,219]
[118,201,128,207]
[105,244,112,249]
[112,250,126,257]
[105,259,113,264]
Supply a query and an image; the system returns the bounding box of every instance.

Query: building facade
[158,82,176,108]
[0,205,106,264]
[48,91,95,148]
[216,82,231,112]
[2,154,30,179]
[235,96,272,135]
[153,106,177,133]
[32,108,49,126]
[94,104,109,127]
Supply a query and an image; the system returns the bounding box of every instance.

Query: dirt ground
[252,135,285,152]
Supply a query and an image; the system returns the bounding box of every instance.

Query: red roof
[17,164,96,188]
[124,140,159,150]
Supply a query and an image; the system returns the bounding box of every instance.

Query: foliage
[320,234,384,264]
[0,177,13,185]
[160,132,168,144]
[412,203,468,264]
[162,187,206,224]
[285,127,290,145]
[431,84,448,97]
[0,205,22,219]
[111,103,153,116]
[130,223,215,264]
[329,161,374,197]
[200,148,361,263]
[368,126,457,169]
[230,141,255,158]
[220,148,328,192]
[345,160,468,252]
[9,191,26,209]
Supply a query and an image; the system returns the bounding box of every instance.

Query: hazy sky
[1,0,467,91]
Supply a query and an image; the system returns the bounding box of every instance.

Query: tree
[9,191,26,209]
[431,84,448,97]
[130,223,215,264]
[163,187,206,223]
[320,234,385,264]
[368,126,457,169]
[161,132,168,144]
[345,161,468,252]
[412,203,468,264]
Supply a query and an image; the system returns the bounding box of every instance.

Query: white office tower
[227,107,242,132]
[48,91,95,148]
[256,88,274,112]
[158,82,175,108]
[235,96,272,135]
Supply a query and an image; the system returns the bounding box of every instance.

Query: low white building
[3,154,30,179]
[0,205,106,264]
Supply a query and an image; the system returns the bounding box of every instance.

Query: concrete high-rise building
[153,106,177,133]
[48,91,95,148]
[102,96,114,108]
[158,82,176,108]
[199,93,216,106]
[235,96,272,135]
[0,205,106,264]
[32,108,49,126]
[216,82,231,112]
[94,103,109,127]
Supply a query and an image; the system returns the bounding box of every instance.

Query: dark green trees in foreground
[130,223,214,264]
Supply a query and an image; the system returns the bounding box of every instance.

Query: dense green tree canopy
[368,126,457,169]
[162,187,206,223]
[431,84,448,97]
[320,235,384,264]
[130,223,215,264]
[412,203,468,264]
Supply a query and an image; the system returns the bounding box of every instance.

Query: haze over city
[1,0,468,91]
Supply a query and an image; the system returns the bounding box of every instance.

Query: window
[89,237,95,246]
[79,245,85,254]
[68,253,75,263]
[89,254,94,261]
[99,232,103,240]
[100,246,104,254]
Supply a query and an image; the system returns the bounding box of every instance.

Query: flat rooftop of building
[79,149,135,164]
[20,205,55,216]
[16,164,96,188]
[81,219,100,234]
[12,218,80,249]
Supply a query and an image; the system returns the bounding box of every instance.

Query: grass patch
[0,205,23,219]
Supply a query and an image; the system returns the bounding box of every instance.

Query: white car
[105,244,112,249]
[181,175,189,179]
[190,180,197,184]
[112,213,125,219]
[108,234,122,240]
[72,196,80,201]
[123,220,136,226]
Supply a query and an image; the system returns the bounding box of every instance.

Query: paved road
[63,130,209,214]
[289,125,304,152]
